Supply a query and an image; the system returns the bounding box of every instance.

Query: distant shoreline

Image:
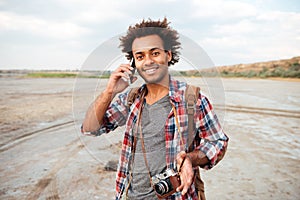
[0,70,299,81]
[1,55,299,79]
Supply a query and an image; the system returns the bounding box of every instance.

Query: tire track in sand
[0,120,74,153]
[214,104,300,118]
[25,138,85,200]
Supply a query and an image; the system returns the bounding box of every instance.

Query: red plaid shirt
[90,77,228,200]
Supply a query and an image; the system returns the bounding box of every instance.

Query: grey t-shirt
[127,95,172,199]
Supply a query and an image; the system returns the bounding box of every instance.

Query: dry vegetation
[1,56,299,79]
[178,56,300,78]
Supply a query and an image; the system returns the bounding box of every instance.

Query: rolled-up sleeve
[88,92,129,136]
[195,92,229,169]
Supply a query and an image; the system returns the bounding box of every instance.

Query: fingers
[176,170,193,196]
[181,178,193,196]
[113,64,136,84]
[176,184,184,193]
[112,71,130,82]
[106,64,136,94]
[116,64,134,76]
[130,76,138,83]
[176,151,186,170]
[116,64,134,72]
[176,151,194,196]
[176,169,192,195]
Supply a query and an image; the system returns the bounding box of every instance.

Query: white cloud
[73,10,126,24]
[0,0,299,69]
[0,11,91,39]
[54,0,128,24]
[196,3,300,65]
[256,11,300,35]
[0,0,6,6]
[201,36,249,48]
[190,0,257,19]
[212,19,258,35]
[0,42,87,69]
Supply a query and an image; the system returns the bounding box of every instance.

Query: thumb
[131,76,138,83]
[176,151,187,169]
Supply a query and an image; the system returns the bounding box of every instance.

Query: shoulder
[169,76,203,101]
[125,85,147,106]
[170,77,187,89]
[169,77,188,97]
[121,84,145,98]
[170,77,201,94]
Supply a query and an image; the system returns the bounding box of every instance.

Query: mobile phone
[129,58,136,84]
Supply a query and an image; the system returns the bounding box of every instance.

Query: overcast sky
[0,0,299,70]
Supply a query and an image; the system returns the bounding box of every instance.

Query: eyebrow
[133,47,162,55]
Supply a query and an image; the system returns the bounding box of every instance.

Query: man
[82,18,228,200]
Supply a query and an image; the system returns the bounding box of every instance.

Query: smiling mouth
[143,66,159,75]
[145,68,157,74]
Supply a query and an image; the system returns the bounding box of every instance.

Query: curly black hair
[119,17,181,66]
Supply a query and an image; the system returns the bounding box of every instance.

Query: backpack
[127,84,226,200]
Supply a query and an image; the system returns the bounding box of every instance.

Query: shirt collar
[138,75,186,104]
[168,75,186,103]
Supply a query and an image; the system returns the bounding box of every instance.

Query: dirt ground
[0,77,299,200]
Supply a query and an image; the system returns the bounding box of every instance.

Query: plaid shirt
[91,77,228,200]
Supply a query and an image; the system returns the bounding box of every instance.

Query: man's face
[132,34,172,84]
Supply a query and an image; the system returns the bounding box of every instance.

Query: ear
[167,50,172,63]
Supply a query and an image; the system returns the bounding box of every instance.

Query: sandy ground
[0,77,299,200]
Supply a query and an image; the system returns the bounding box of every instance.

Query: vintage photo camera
[151,169,181,199]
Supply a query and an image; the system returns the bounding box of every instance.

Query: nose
[144,54,154,66]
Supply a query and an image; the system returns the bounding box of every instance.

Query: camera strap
[124,87,147,197]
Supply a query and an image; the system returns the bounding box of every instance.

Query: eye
[152,51,160,57]
[135,55,144,61]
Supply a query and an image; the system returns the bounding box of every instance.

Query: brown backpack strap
[194,168,206,200]
[127,87,140,107]
[185,84,200,151]
[185,84,205,200]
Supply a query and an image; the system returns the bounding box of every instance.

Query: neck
[146,82,169,105]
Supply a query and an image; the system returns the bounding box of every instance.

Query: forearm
[187,139,228,169]
[82,89,115,132]
[187,150,209,168]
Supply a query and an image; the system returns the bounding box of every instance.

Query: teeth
[145,68,156,74]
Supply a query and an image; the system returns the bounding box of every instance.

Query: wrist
[186,151,196,167]
[186,150,208,167]
[103,88,115,99]
[185,153,192,163]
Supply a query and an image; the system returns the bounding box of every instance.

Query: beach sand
[0,77,299,199]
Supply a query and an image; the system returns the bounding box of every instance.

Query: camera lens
[154,180,169,195]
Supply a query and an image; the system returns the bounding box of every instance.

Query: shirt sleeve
[195,91,229,169]
[88,91,130,136]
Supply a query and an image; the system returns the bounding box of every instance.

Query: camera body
[151,169,181,199]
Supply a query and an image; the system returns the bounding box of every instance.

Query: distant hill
[1,56,299,79]
[181,56,300,78]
